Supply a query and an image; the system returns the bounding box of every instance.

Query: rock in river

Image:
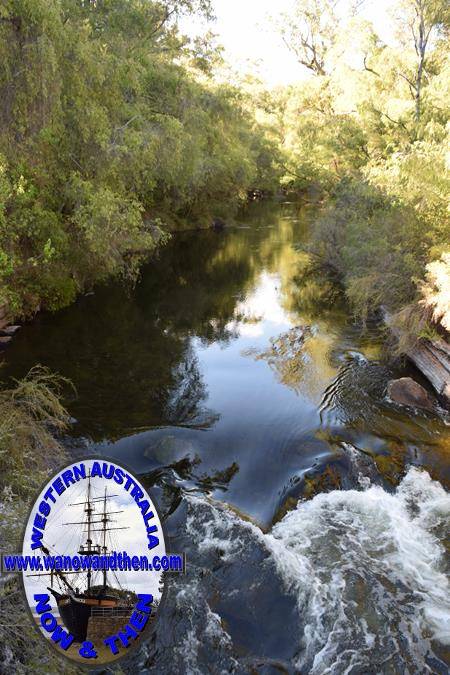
[0,336,12,349]
[0,325,20,337]
[143,435,197,464]
[387,377,436,411]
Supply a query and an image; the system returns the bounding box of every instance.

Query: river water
[3,201,450,673]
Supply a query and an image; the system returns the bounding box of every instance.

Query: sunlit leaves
[0,0,278,315]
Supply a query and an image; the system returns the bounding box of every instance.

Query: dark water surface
[3,201,450,673]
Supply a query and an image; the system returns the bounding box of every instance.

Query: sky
[181,0,395,86]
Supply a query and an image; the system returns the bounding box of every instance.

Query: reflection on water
[4,200,450,672]
[2,200,449,528]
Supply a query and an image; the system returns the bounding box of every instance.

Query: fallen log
[405,337,450,400]
[382,308,450,401]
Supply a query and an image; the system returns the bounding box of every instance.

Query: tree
[278,0,364,76]
[0,0,280,316]
[397,0,449,121]
[279,0,340,76]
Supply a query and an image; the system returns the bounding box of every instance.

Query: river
[3,200,450,673]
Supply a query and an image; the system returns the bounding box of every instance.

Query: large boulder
[387,377,436,411]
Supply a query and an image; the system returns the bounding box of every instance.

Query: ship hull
[50,590,120,642]
[57,595,91,643]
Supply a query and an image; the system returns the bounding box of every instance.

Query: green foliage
[0,0,447,334]
[275,1,450,328]
[0,0,279,316]
[309,179,424,320]
[278,79,369,190]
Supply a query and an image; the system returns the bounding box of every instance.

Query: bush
[309,179,428,322]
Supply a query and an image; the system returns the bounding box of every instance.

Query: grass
[0,366,79,674]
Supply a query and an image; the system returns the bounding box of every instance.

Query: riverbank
[304,179,449,406]
[2,193,448,417]
[0,0,282,322]
[0,368,75,674]
[1,200,449,674]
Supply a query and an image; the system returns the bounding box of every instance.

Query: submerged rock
[143,435,196,463]
[387,377,436,411]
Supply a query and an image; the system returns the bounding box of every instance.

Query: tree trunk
[415,56,423,122]
[414,3,428,123]
[0,304,9,330]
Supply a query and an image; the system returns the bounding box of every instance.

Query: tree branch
[129,7,177,53]
[398,71,417,99]
[363,54,380,77]
[373,107,410,134]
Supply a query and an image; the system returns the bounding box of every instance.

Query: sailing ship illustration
[28,473,135,642]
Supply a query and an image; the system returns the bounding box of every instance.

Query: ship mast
[29,472,128,595]
[26,542,77,594]
[71,473,126,593]
[102,487,108,589]
[78,471,100,592]
[86,472,92,591]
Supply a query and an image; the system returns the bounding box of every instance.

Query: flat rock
[387,377,436,411]
[0,325,20,336]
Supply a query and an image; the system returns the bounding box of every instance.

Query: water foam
[267,467,450,673]
[182,468,449,673]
